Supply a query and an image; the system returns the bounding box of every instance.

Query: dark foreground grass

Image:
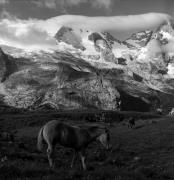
[0,111,174,180]
[0,160,173,180]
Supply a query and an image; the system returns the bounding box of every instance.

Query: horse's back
[43,120,90,149]
[58,123,90,149]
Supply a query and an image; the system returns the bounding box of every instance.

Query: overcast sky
[0,0,173,19]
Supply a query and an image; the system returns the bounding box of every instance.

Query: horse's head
[97,127,111,150]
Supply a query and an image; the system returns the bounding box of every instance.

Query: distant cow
[127,117,135,129]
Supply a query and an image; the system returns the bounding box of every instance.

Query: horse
[37,120,111,170]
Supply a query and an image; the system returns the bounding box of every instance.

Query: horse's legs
[79,151,86,170]
[71,150,77,168]
[47,144,55,168]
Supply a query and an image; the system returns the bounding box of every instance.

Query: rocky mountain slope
[0,46,120,111]
[1,16,174,112]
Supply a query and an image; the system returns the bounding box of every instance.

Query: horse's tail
[37,126,44,152]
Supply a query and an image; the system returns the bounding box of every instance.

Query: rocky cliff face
[55,26,85,51]
[0,48,120,110]
[1,19,174,112]
[0,48,18,82]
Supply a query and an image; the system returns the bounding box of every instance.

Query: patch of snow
[159,30,173,40]
[137,47,148,60]
[112,48,125,58]
[40,64,57,70]
[167,63,174,77]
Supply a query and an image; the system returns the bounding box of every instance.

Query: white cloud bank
[0,12,172,51]
[48,13,170,39]
[0,18,57,51]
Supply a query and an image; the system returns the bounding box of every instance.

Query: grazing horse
[37,120,111,170]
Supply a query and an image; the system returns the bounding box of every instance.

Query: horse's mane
[72,123,108,136]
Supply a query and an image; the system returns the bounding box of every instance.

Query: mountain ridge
[1,14,174,112]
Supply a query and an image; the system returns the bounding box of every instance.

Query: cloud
[66,0,86,6]
[91,0,112,10]
[34,0,57,9]
[33,0,112,10]
[0,18,57,51]
[0,9,17,19]
[40,13,170,39]
[0,0,8,5]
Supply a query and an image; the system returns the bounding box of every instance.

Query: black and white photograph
[0,0,174,179]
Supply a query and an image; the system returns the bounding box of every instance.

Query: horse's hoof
[49,166,56,172]
[83,167,87,171]
[49,164,56,169]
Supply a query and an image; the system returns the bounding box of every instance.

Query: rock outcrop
[0,48,18,82]
[55,26,85,51]
[88,32,117,63]
[0,49,120,110]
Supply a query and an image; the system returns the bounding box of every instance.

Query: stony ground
[0,110,174,180]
